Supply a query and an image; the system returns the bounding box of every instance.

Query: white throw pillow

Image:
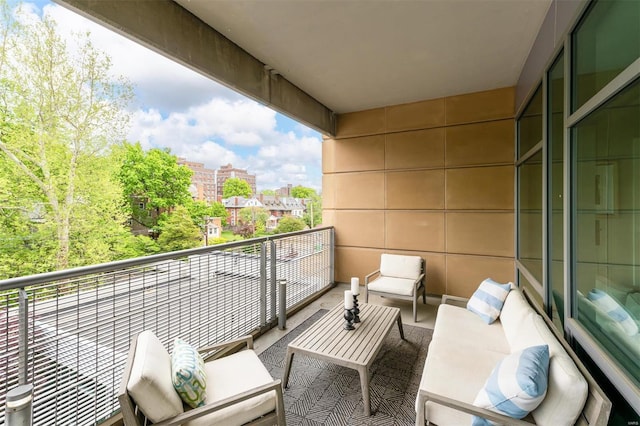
[467,278,512,324]
[472,345,550,426]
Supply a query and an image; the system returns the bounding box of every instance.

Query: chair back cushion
[127,331,184,422]
[379,254,422,280]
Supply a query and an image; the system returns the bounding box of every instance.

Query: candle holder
[343,308,355,330]
[352,295,360,323]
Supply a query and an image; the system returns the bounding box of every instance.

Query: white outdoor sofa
[415,285,611,426]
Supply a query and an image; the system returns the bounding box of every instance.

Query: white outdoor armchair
[118,331,285,426]
[364,253,426,322]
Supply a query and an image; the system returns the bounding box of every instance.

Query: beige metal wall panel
[446,255,515,298]
[336,108,385,138]
[322,174,336,209]
[385,211,445,252]
[334,172,385,209]
[334,135,385,172]
[322,209,336,227]
[445,87,515,125]
[445,120,515,167]
[386,170,445,210]
[385,128,445,170]
[335,246,384,285]
[446,166,514,210]
[385,98,445,133]
[446,212,514,257]
[333,211,385,248]
[329,86,516,296]
[322,138,336,173]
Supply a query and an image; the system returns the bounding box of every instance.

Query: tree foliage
[185,199,229,237]
[0,4,134,274]
[118,142,192,228]
[290,186,322,228]
[260,189,276,196]
[222,177,252,198]
[238,206,268,235]
[156,206,202,252]
[274,216,306,234]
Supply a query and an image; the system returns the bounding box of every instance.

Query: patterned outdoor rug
[258,309,433,425]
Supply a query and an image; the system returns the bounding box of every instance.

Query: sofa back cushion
[380,254,422,280]
[127,331,184,422]
[500,287,535,347]
[506,312,588,426]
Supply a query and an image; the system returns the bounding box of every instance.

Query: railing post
[270,240,277,322]
[330,228,335,284]
[278,279,287,330]
[259,242,267,327]
[18,289,28,385]
[5,384,33,426]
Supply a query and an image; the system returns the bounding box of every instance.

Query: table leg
[282,349,295,388]
[357,366,371,416]
[397,315,405,340]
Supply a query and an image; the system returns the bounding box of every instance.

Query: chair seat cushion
[185,349,276,426]
[127,331,184,423]
[368,276,417,296]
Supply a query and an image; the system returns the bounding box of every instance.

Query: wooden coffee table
[282,302,404,416]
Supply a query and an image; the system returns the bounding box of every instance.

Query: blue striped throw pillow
[171,338,207,408]
[588,289,638,336]
[467,278,511,324]
[472,345,550,426]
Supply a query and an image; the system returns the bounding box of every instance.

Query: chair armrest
[365,269,380,284]
[198,335,253,360]
[417,389,534,425]
[154,379,283,426]
[413,273,425,288]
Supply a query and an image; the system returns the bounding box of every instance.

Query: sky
[12,0,323,193]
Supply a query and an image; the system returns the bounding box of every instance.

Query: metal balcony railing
[0,227,335,425]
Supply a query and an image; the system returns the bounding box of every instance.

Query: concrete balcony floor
[253,282,440,355]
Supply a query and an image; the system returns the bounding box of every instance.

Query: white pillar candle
[344,290,354,309]
[350,277,360,296]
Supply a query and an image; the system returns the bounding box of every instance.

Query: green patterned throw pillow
[171,338,207,408]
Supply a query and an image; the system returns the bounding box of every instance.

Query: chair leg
[364,287,368,303]
[275,383,286,425]
[422,287,426,304]
[413,295,418,322]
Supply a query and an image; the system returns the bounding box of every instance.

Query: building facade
[216,163,257,200]
[177,158,217,202]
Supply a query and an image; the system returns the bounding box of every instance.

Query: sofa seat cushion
[368,276,417,296]
[417,338,506,426]
[185,350,276,426]
[379,253,422,280]
[127,331,184,423]
[433,304,510,353]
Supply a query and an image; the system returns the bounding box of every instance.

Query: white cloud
[20,1,324,192]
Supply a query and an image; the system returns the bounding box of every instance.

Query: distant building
[222,194,307,228]
[177,158,216,202]
[276,184,293,197]
[216,164,256,200]
[204,217,222,244]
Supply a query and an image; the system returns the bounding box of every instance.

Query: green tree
[260,189,276,196]
[274,216,306,234]
[185,199,228,237]
[117,142,192,228]
[156,206,202,252]
[238,206,269,235]
[291,186,322,228]
[222,177,252,198]
[0,5,133,273]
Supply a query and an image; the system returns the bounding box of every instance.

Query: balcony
[0,228,340,425]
